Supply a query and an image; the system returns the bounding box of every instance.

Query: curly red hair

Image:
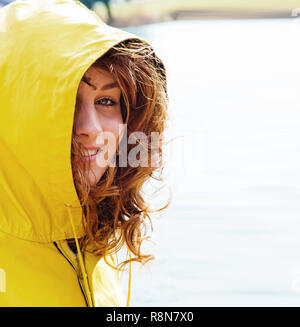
[71,39,169,270]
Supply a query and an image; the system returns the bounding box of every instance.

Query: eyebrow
[81,75,119,91]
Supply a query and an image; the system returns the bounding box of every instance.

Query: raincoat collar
[0,0,139,243]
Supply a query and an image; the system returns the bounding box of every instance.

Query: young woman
[0,0,168,306]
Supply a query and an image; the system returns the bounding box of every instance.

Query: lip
[83,152,97,163]
[83,146,102,151]
[81,147,102,163]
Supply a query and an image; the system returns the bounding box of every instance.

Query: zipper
[53,240,94,307]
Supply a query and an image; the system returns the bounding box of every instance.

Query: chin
[88,169,106,187]
[88,176,100,187]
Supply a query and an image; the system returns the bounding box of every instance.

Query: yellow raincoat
[0,0,141,307]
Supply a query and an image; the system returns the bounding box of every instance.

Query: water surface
[124,18,300,306]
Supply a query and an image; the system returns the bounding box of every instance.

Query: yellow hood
[0,0,139,243]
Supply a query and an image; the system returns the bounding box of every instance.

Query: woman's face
[73,65,122,187]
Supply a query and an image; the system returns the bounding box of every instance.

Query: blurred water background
[122,17,300,307]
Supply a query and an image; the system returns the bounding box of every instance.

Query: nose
[74,102,103,141]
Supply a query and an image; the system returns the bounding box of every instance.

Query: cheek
[95,113,122,170]
[95,109,123,162]
[112,114,124,144]
[101,109,123,143]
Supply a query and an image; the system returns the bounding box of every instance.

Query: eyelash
[95,97,116,107]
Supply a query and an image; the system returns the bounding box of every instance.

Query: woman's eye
[95,97,116,106]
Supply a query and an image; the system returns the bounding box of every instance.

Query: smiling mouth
[82,149,103,161]
[82,149,100,157]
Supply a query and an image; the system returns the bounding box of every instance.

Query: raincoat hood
[0,0,140,243]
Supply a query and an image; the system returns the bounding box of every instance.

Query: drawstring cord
[64,203,94,307]
[126,251,132,307]
[110,252,132,307]
[64,203,133,307]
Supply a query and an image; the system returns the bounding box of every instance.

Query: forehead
[83,65,115,85]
